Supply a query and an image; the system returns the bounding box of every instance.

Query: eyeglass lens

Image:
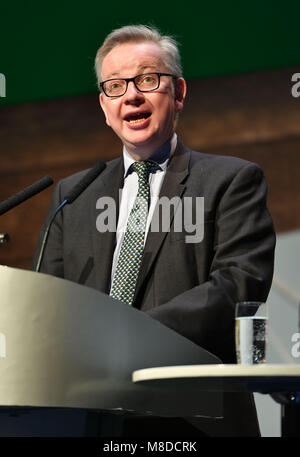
[103,73,160,96]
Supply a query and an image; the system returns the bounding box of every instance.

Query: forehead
[101,41,166,80]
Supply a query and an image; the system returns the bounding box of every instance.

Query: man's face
[99,41,186,159]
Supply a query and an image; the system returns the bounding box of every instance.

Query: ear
[174,77,187,114]
[99,92,111,127]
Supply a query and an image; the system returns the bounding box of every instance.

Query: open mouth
[124,112,151,124]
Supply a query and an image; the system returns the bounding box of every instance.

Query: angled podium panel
[0,265,222,421]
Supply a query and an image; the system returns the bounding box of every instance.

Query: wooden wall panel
[0,66,299,269]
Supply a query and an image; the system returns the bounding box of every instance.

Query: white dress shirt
[110,133,177,286]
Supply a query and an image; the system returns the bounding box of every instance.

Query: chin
[125,133,156,149]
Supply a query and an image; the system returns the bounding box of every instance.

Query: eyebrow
[105,65,158,80]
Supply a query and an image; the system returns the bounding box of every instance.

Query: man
[34,25,275,436]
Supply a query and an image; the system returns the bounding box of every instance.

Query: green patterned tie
[110,161,157,305]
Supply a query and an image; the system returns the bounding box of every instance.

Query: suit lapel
[91,157,124,293]
[133,140,190,305]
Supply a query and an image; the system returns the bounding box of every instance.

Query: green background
[1,0,300,106]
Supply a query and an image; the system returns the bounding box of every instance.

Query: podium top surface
[132,364,300,393]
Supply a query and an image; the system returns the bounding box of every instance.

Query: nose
[124,81,145,105]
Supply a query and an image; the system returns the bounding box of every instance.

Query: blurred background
[0,0,300,436]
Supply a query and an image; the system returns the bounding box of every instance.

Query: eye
[145,76,155,82]
[141,75,156,84]
[105,79,125,94]
[107,81,121,91]
[137,74,158,90]
[111,82,122,89]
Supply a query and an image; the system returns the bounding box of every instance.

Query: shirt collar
[123,133,177,178]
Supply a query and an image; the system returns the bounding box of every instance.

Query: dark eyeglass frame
[99,72,176,97]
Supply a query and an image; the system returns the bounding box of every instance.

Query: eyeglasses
[99,72,176,97]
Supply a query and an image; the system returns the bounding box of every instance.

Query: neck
[125,150,153,161]
[124,135,174,162]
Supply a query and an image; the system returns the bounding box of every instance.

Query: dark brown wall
[1,66,299,270]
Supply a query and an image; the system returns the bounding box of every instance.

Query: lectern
[0,266,221,436]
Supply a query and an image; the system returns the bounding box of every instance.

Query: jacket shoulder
[55,157,121,192]
[185,147,264,182]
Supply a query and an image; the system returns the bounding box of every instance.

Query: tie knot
[132,161,158,180]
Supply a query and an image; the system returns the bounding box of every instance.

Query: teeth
[128,117,146,124]
[125,113,151,123]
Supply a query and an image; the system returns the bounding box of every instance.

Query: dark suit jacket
[34,139,276,436]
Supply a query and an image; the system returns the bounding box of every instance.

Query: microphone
[35,160,106,272]
[0,233,10,245]
[63,160,106,204]
[0,176,54,216]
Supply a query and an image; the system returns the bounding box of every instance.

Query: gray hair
[94,24,182,84]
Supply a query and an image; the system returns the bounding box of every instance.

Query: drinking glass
[235,301,268,364]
